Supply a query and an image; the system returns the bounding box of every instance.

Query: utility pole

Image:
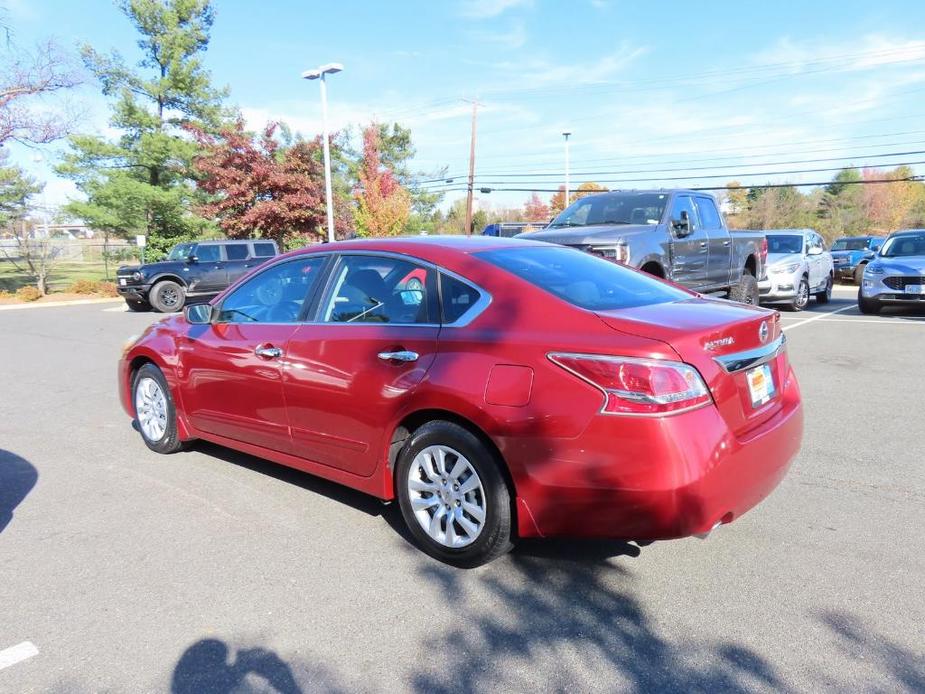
[562,131,572,205]
[464,99,479,236]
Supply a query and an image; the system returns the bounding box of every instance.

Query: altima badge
[705,336,735,351]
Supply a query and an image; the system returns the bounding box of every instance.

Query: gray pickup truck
[518,189,767,304]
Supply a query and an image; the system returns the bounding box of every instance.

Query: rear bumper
[514,366,803,540]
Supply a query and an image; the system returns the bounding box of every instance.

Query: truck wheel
[149,280,186,313]
[858,291,881,315]
[854,264,866,285]
[729,273,759,305]
[815,275,833,304]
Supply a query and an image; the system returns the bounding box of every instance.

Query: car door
[222,242,252,285]
[667,195,709,289]
[188,243,227,294]
[806,232,824,288]
[179,255,330,453]
[283,253,440,477]
[695,196,731,288]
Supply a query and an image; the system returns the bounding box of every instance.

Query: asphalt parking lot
[1,286,923,693]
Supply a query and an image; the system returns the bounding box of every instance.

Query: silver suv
[758,229,834,311]
[858,229,925,314]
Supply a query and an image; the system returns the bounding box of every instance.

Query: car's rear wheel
[149,280,185,313]
[815,275,833,304]
[132,363,185,454]
[396,421,513,567]
[789,277,810,311]
[858,291,882,315]
[125,298,151,312]
[729,272,759,305]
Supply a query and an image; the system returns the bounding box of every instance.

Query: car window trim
[211,253,333,325]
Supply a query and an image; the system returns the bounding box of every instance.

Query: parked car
[119,236,803,567]
[830,235,884,284]
[518,190,767,304]
[858,229,925,314]
[116,239,279,312]
[758,229,834,311]
[481,221,546,237]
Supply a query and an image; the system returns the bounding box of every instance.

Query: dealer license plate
[746,364,776,408]
[904,284,925,294]
[119,278,127,286]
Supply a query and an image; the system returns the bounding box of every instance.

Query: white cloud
[752,34,925,74]
[468,20,527,50]
[458,0,532,19]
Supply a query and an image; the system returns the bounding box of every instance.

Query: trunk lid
[595,298,788,435]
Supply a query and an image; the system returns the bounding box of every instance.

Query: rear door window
[225,244,249,260]
[253,242,276,257]
[694,197,722,230]
[195,244,222,262]
[440,274,483,324]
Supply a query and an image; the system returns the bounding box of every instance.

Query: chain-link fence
[0,239,137,263]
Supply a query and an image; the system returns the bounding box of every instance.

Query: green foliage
[56,0,227,248]
[0,163,42,227]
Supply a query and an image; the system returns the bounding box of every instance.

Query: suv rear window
[253,242,276,257]
[478,246,689,311]
[225,244,248,260]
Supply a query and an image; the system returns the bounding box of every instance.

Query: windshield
[477,245,689,311]
[549,192,668,228]
[166,243,194,261]
[879,233,925,258]
[831,238,869,251]
[766,235,803,254]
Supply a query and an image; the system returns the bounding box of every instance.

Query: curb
[0,297,123,312]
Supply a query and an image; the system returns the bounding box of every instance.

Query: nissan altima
[119,237,803,567]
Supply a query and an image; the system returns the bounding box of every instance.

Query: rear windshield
[477,246,689,310]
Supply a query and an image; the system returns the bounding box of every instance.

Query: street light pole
[562,131,572,206]
[302,63,344,243]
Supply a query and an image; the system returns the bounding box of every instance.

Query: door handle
[378,350,419,363]
[699,242,708,249]
[255,345,283,359]
[723,240,731,247]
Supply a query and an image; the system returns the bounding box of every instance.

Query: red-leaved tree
[190,120,350,247]
[523,193,550,222]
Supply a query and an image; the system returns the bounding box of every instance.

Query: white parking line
[781,304,856,331]
[103,305,128,312]
[788,317,925,326]
[0,641,38,671]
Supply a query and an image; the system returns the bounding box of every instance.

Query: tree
[0,39,82,146]
[57,0,229,256]
[190,120,349,247]
[725,181,748,216]
[573,181,607,200]
[0,162,58,295]
[817,169,865,241]
[549,186,568,216]
[523,193,549,221]
[861,166,920,232]
[353,124,411,237]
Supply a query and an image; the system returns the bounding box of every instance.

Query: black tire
[395,420,513,568]
[125,298,151,312]
[149,280,186,313]
[858,291,882,315]
[788,277,810,311]
[729,272,759,305]
[815,275,833,304]
[854,264,867,286]
[132,363,186,454]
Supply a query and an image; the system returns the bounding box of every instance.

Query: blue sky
[6,0,925,214]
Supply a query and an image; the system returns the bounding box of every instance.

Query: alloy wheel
[407,445,486,548]
[135,376,168,441]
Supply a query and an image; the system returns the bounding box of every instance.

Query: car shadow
[0,449,38,534]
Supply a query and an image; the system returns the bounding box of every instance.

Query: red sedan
[119,237,802,566]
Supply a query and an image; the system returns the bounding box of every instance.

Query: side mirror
[672,210,692,237]
[808,246,823,256]
[186,254,198,263]
[184,303,213,324]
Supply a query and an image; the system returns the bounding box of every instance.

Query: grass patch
[0,260,113,293]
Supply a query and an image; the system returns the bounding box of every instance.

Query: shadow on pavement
[0,448,38,534]
[172,639,302,694]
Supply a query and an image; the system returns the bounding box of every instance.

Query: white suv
[758,229,834,311]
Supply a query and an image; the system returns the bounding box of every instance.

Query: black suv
[116,239,280,312]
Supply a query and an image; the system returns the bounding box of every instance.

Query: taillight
[548,353,712,415]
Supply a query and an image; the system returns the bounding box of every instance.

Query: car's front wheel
[149,280,186,313]
[132,363,185,454]
[789,277,810,311]
[854,264,867,285]
[858,292,882,315]
[396,421,513,567]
